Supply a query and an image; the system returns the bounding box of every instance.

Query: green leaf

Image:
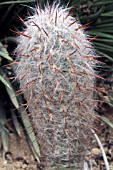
[97,18,113,25]
[5,80,19,109]
[93,1,113,6]
[0,42,13,60]
[0,75,11,89]
[0,69,19,109]
[1,130,9,152]
[95,23,113,28]
[96,38,113,43]
[11,110,21,137]
[101,11,113,17]
[92,29,113,33]
[94,42,113,50]
[97,51,113,62]
[0,101,9,152]
[95,46,113,53]
[80,6,104,20]
[89,31,113,39]
[101,116,113,128]
[0,51,13,61]
[0,0,36,5]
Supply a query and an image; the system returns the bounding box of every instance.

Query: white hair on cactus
[15,3,98,169]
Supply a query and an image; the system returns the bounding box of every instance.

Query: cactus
[15,3,99,169]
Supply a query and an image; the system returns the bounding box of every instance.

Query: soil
[86,106,113,170]
[0,107,113,170]
[0,124,38,170]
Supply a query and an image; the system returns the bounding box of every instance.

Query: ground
[86,106,113,170]
[0,107,113,170]
[0,124,38,170]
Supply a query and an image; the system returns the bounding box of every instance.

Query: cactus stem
[14,3,101,168]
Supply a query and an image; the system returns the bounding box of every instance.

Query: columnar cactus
[15,3,99,169]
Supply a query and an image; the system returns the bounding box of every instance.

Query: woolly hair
[15,3,98,169]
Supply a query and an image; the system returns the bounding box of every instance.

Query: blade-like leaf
[101,11,113,17]
[0,42,13,61]
[5,80,19,109]
[1,130,9,152]
[80,6,104,20]
[92,29,113,33]
[11,110,21,137]
[95,23,113,28]
[93,1,113,6]
[0,0,36,5]
[101,116,113,128]
[89,31,113,39]
[0,101,9,152]
[0,69,19,109]
[0,51,13,61]
[96,38,113,43]
[0,74,11,89]
[94,42,113,50]
[97,51,113,62]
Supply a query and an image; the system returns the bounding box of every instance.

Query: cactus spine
[15,3,98,169]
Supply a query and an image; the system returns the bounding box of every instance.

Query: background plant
[0,0,40,162]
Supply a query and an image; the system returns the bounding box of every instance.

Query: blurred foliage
[0,0,40,161]
[71,0,113,63]
[0,0,113,162]
[0,44,40,161]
